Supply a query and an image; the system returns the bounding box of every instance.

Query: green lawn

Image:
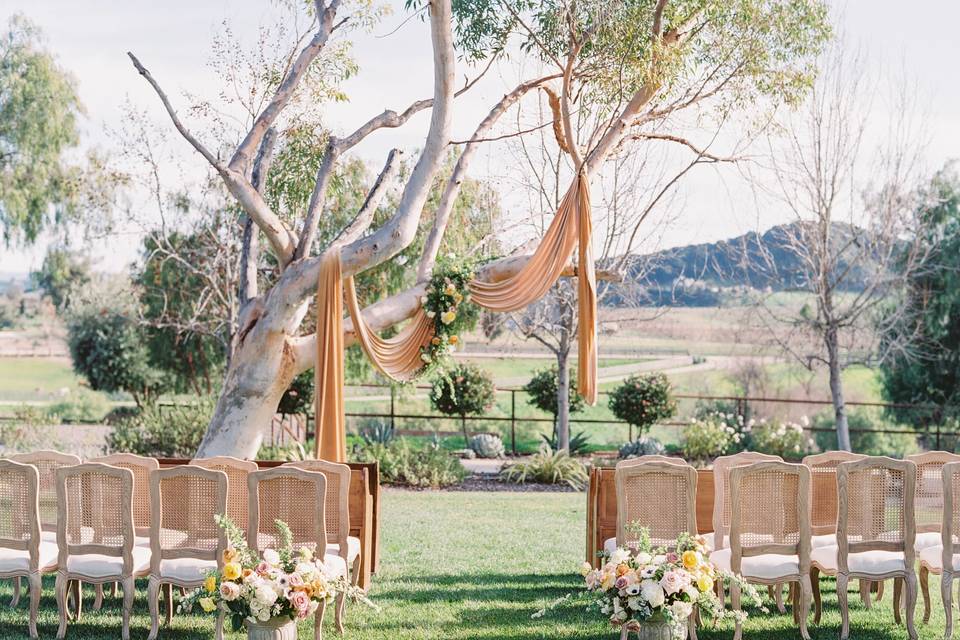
[0,357,82,402]
[0,490,949,639]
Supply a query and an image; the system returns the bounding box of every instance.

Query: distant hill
[610,222,871,306]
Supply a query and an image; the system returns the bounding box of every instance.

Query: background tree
[429,363,496,443]
[608,372,677,437]
[754,42,937,451]
[0,15,84,244]
[130,0,830,457]
[524,364,585,446]
[880,165,960,421]
[32,246,91,310]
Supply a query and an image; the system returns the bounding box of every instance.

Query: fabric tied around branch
[314,173,597,460]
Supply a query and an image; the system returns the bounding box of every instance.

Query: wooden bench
[158,459,380,589]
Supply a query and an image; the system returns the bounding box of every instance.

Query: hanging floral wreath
[418,253,479,372]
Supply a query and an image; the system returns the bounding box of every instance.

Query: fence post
[936,420,942,451]
[390,385,396,431]
[510,389,517,456]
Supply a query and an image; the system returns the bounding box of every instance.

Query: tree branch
[334,148,402,247]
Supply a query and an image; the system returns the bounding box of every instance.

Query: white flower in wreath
[608,547,631,566]
[639,566,657,579]
[262,549,280,566]
[670,600,693,621]
[624,582,641,596]
[640,580,665,608]
[254,582,279,606]
[634,552,652,565]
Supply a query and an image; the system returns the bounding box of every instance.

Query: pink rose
[219,581,240,601]
[660,570,689,596]
[665,552,679,564]
[255,562,270,575]
[288,573,304,588]
[615,576,629,590]
[290,590,311,619]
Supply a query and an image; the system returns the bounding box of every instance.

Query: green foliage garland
[416,254,479,374]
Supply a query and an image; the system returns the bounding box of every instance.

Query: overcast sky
[1,0,958,274]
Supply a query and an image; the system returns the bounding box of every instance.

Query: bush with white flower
[682,412,743,465]
[744,416,816,460]
[535,529,762,640]
[180,516,374,632]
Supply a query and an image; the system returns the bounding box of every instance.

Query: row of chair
[0,451,359,640]
[611,451,960,640]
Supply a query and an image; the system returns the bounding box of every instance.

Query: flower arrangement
[180,516,374,632]
[535,529,762,640]
[418,254,477,370]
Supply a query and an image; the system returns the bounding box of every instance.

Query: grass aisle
[0,490,948,638]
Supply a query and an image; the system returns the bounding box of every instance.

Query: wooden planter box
[158,459,380,589]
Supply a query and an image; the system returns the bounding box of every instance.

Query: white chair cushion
[0,542,59,573]
[701,532,715,551]
[66,546,151,579]
[322,553,347,578]
[919,545,960,572]
[915,531,942,551]
[811,534,836,548]
[709,548,799,580]
[810,545,906,575]
[158,557,216,583]
[327,536,361,562]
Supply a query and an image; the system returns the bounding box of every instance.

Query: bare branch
[334,148,402,247]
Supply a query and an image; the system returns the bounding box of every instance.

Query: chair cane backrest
[149,466,228,577]
[56,463,135,575]
[615,460,697,550]
[282,460,350,556]
[190,456,258,529]
[836,457,916,575]
[0,460,41,569]
[248,467,327,555]
[9,450,80,532]
[729,461,810,576]
[615,455,689,469]
[907,451,960,533]
[91,453,159,535]
[712,452,782,550]
[802,451,867,536]
[940,462,960,569]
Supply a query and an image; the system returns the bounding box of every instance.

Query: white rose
[262,549,280,566]
[670,600,693,620]
[254,583,279,606]
[640,579,665,608]
[634,552,652,565]
[608,548,631,566]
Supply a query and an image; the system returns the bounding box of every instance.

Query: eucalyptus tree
[132,0,830,457]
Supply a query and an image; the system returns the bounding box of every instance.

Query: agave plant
[540,429,591,455]
[360,419,395,446]
[468,433,505,458]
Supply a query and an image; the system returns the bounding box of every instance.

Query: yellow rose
[444,284,456,296]
[223,562,241,581]
[199,597,217,613]
[682,550,700,570]
[697,574,714,593]
[440,310,457,325]
[222,547,237,564]
[448,335,458,345]
[431,336,441,346]
[204,575,217,594]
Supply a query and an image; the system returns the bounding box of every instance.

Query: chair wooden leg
[811,567,822,625]
[945,572,955,640]
[28,572,40,639]
[905,568,919,640]
[875,579,884,603]
[921,566,931,624]
[793,581,800,624]
[11,576,21,608]
[335,592,346,634]
[687,610,699,640]
[71,580,82,621]
[164,583,174,625]
[314,599,326,640]
[732,581,743,640]
[860,579,872,609]
[55,573,68,640]
[93,583,103,611]
[774,583,786,613]
[148,577,160,640]
[215,609,225,640]
[894,577,903,625]
[121,576,135,640]
[837,573,850,640]
[799,574,812,640]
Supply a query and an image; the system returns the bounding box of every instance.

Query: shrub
[469,433,505,458]
[46,388,111,423]
[352,439,465,488]
[0,406,59,453]
[812,409,919,457]
[682,414,742,464]
[618,436,665,459]
[608,373,677,436]
[429,363,495,441]
[524,366,585,416]
[105,399,212,457]
[541,429,591,455]
[500,449,588,489]
[744,417,816,460]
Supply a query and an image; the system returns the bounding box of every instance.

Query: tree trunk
[556,347,571,452]
[826,326,851,451]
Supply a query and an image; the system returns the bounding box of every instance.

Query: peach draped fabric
[315,174,597,460]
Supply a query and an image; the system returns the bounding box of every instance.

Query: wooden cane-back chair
[147,466,228,640]
[9,451,81,535]
[907,452,960,541]
[91,454,159,537]
[55,463,150,640]
[712,452,782,551]
[189,456,258,530]
[614,460,697,550]
[803,451,867,538]
[0,459,56,639]
[614,455,689,468]
[282,460,354,568]
[919,462,960,637]
[724,461,812,640]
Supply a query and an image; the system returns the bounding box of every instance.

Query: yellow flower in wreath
[199,597,217,613]
[696,574,713,593]
[682,550,700,570]
[204,575,217,594]
[440,310,457,325]
[223,562,241,581]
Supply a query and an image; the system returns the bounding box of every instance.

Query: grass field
[0,357,83,402]
[0,490,945,639]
